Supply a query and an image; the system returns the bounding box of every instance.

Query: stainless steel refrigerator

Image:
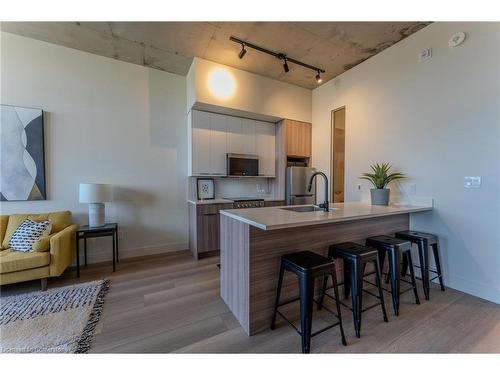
[286,166,317,205]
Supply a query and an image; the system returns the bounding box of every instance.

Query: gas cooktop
[223,197,264,202]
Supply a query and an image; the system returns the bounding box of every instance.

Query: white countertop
[220,201,433,230]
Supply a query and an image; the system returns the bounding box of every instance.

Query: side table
[76,223,118,277]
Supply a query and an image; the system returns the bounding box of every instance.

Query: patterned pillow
[9,219,52,252]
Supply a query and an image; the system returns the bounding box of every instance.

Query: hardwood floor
[1,251,499,353]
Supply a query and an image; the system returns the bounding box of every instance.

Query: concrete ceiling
[1,22,430,89]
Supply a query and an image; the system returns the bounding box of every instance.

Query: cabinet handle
[203,213,218,216]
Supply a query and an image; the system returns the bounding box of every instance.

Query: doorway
[331,107,345,203]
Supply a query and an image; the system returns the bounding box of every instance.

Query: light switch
[464,176,481,189]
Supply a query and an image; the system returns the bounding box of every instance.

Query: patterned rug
[0,279,109,353]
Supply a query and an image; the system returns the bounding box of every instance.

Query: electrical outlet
[419,48,432,62]
[407,183,417,195]
[464,176,481,189]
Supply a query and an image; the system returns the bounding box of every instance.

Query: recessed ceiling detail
[1,22,431,89]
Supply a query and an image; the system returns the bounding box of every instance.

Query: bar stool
[270,251,347,353]
[365,235,420,315]
[395,230,445,300]
[320,242,388,338]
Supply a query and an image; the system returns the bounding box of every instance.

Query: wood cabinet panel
[285,120,311,158]
[190,202,233,258]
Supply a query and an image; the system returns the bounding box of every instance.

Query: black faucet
[307,171,329,212]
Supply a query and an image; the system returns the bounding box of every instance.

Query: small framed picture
[197,178,215,200]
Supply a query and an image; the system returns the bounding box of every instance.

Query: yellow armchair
[0,211,77,290]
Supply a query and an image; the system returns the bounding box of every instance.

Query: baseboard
[74,241,189,266]
[445,274,500,305]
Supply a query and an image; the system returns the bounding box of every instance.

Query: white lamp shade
[79,183,113,203]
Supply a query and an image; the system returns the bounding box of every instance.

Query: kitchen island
[219,201,433,335]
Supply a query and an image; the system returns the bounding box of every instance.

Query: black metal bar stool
[395,230,445,300]
[270,251,347,353]
[320,242,388,338]
[365,235,420,315]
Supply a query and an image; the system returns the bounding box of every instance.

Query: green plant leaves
[359,163,405,189]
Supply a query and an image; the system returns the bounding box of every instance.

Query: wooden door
[331,107,345,203]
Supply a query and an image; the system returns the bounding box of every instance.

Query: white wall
[312,22,500,303]
[0,32,189,263]
[187,57,312,123]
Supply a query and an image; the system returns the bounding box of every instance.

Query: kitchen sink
[280,205,337,213]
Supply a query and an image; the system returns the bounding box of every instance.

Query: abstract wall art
[1,104,46,201]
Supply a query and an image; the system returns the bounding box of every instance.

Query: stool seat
[271,250,346,353]
[330,242,378,261]
[282,251,334,275]
[365,235,411,251]
[395,230,437,244]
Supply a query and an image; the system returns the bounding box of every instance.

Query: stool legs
[387,250,401,316]
[416,240,430,300]
[299,275,315,353]
[270,263,285,330]
[374,258,389,323]
[343,260,351,300]
[330,267,347,346]
[351,261,364,338]
[406,251,420,305]
[432,243,445,291]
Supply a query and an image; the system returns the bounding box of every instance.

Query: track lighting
[283,58,289,73]
[238,44,246,59]
[315,71,322,84]
[230,36,325,84]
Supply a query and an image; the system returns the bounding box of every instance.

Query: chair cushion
[9,219,52,252]
[0,249,50,274]
[1,211,71,248]
[31,235,53,252]
[0,215,8,250]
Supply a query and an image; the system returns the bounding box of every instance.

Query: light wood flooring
[1,251,499,353]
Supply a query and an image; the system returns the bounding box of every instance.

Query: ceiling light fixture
[238,43,247,59]
[283,58,289,73]
[230,36,325,84]
[315,70,322,84]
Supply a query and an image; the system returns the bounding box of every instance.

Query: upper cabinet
[285,120,312,158]
[255,120,276,177]
[189,110,276,177]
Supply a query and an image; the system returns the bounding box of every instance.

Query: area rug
[0,279,109,353]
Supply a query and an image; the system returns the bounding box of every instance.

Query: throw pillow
[9,219,52,252]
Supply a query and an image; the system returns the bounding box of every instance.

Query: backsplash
[188,177,275,200]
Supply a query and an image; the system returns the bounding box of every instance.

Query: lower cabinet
[188,202,233,259]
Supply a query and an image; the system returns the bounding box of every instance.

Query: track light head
[283,59,289,73]
[315,71,322,84]
[238,44,247,59]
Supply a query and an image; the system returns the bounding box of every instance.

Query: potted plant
[360,163,405,206]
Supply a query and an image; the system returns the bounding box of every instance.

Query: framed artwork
[197,178,215,200]
[0,104,46,201]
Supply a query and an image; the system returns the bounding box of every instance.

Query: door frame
[330,106,346,203]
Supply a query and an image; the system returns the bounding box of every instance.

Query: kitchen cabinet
[189,110,276,177]
[188,202,233,259]
[285,120,312,158]
[255,120,276,176]
[209,113,227,175]
[191,110,211,175]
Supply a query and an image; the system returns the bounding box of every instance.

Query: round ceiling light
[208,68,236,100]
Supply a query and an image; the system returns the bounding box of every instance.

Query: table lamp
[79,183,113,227]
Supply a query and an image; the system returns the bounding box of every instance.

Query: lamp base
[88,203,105,227]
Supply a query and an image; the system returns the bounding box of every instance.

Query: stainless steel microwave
[227,153,259,176]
